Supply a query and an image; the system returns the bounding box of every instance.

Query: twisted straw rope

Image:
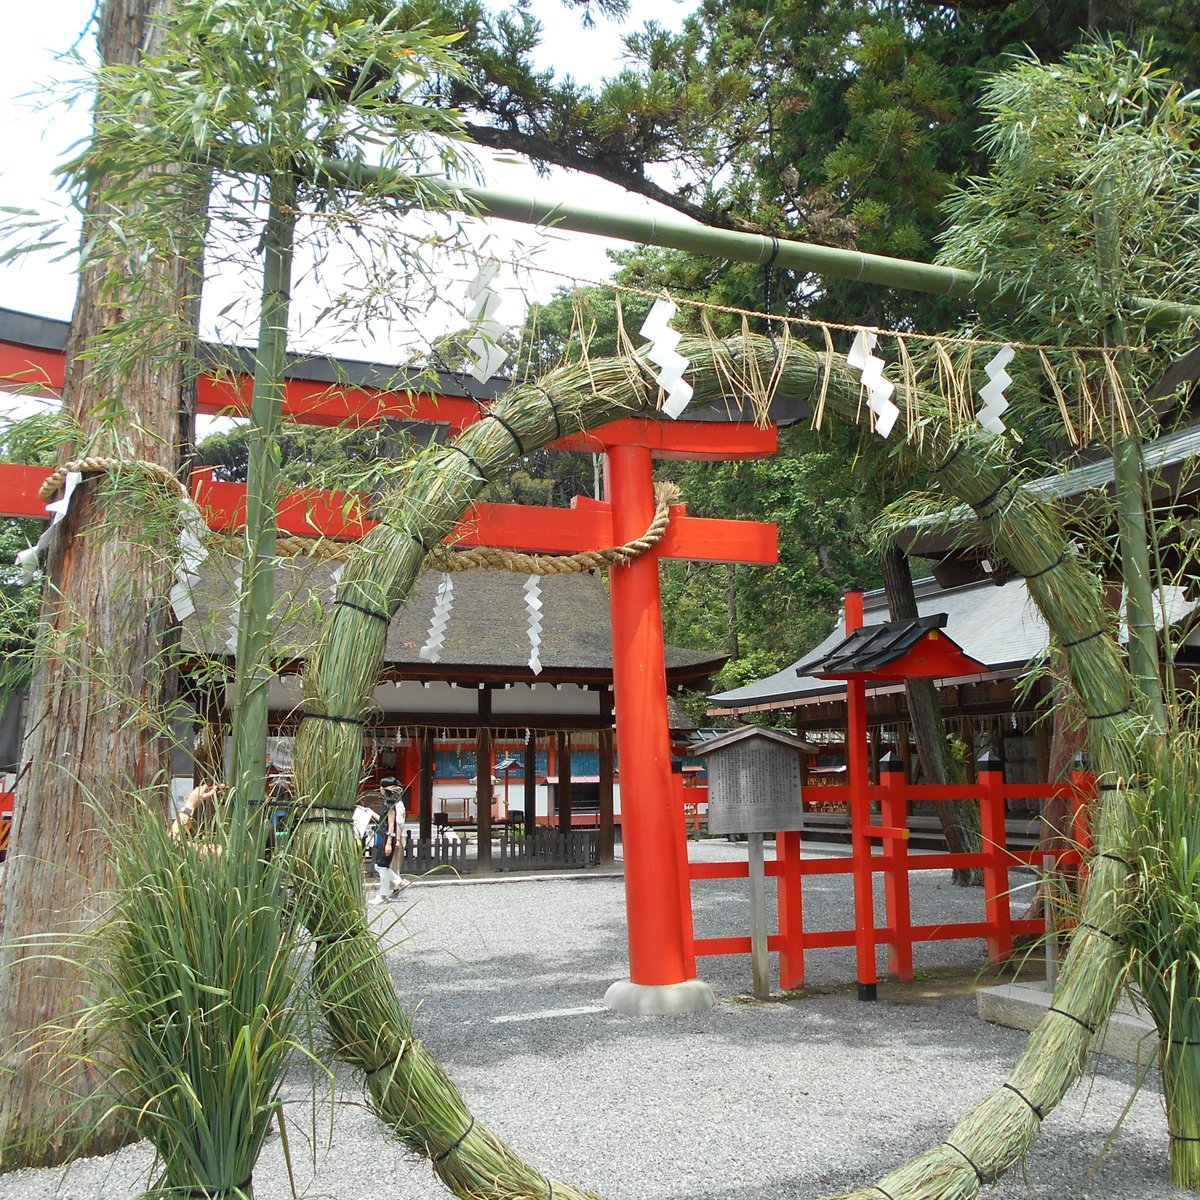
[217,482,681,575]
[38,456,189,502]
[39,457,678,577]
[430,481,680,575]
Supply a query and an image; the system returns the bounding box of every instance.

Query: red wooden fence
[685,762,1092,995]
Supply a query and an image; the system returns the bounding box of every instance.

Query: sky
[0,0,697,420]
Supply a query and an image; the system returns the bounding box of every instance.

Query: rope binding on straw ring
[433,1117,475,1164]
[39,455,190,502]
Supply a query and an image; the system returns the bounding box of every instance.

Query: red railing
[686,764,1092,991]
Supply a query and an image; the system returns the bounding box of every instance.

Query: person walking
[368,777,408,904]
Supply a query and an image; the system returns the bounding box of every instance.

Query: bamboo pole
[229,174,297,810]
[312,158,1200,327]
[1094,181,1168,732]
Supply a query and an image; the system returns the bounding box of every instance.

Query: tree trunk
[725,564,739,658]
[881,547,981,886]
[1023,653,1088,921]
[0,0,198,1167]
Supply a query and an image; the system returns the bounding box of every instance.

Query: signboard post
[694,726,813,999]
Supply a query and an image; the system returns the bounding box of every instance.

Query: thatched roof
[181,553,725,685]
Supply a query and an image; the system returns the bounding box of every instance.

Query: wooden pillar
[1034,720,1051,784]
[598,724,615,865]
[556,730,573,832]
[606,443,693,990]
[523,730,537,827]
[845,593,878,1001]
[418,729,434,843]
[978,750,1013,963]
[477,690,492,866]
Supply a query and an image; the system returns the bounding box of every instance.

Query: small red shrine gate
[0,316,779,1011]
[687,591,1093,995]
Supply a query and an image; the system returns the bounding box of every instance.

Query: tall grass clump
[94,795,309,1199]
[1129,734,1200,1190]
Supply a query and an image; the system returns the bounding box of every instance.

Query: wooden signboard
[701,728,807,836]
[693,727,813,999]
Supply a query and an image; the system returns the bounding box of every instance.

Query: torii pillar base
[604,978,715,1015]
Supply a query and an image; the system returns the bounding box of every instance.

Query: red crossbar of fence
[685,763,1094,991]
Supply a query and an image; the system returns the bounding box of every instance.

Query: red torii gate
[0,325,778,1012]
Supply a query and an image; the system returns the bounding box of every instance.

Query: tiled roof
[709,577,1048,710]
[805,614,947,676]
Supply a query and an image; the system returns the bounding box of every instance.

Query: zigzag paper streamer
[45,471,82,525]
[640,298,694,420]
[170,499,210,622]
[464,262,509,384]
[847,329,900,438]
[419,573,455,663]
[14,545,39,584]
[328,564,345,607]
[977,344,1016,435]
[524,575,543,675]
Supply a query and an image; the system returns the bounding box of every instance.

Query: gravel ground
[0,842,1185,1200]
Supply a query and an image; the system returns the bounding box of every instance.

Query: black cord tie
[484,409,527,457]
[442,443,489,482]
[295,815,352,826]
[1063,628,1107,649]
[942,1141,988,1184]
[530,385,564,440]
[1025,549,1070,581]
[1098,782,1119,791]
[300,711,367,728]
[1170,1134,1200,1142]
[933,442,965,474]
[1049,1006,1096,1034]
[367,1040,413,1080]
[1087,704,1133,722]
[409,531,430,552]
[334,597,391,624]
[1096,852,1133,870]
[763,233,781,267]
[434,1117,475,1164]
[1079,922,1122,944]
[873,1186,897,1200]
[972,478,1017,517]
[1170,1039,1200,1047]
[1002,1082,1045,1120]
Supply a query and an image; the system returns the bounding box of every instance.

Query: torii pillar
[603,443,709,1012]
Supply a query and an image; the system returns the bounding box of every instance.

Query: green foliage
[658,422,885,671]
[95,796,312,1198]
[0,413,70,695]
[939,40,1200,361]
[62,0,475,411]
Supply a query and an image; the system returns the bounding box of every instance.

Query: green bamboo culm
[230,175,297,813]
[282,332,1149,1200]
[95,796,306,1200]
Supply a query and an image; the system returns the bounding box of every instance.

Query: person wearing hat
[368,777,408,904]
